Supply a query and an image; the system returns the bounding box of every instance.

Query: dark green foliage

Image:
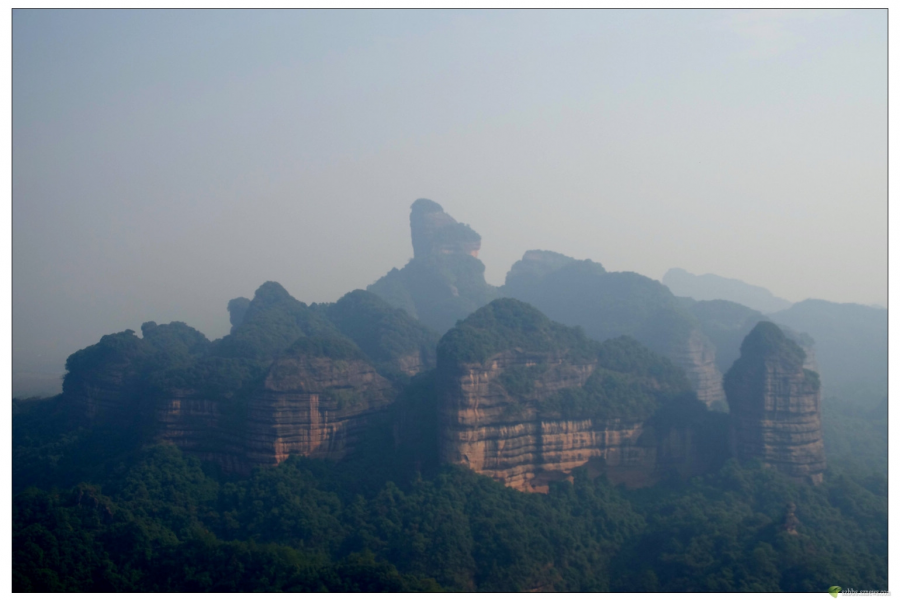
[320,289,439,378]
[212,282,340,361]
[535,337,691,420]
[140,321,210,358]
[63,330,150,395]
[498,363,547,396]
[284,335,366,361]
[821,392,887,477]
[608,461,886,592]
[737,321,806,366]
[145,356,267,399]
[438,298,596,365]
[440,301,691,420]
[13,416,886,593]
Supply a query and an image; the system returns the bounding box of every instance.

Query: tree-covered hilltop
[12,403,887,592]
[439,298,694,420]
[437,297,597,365]
[316,289,440,380]
[62,283,444,412]
[213,281,341,361]
[724,321,810,386]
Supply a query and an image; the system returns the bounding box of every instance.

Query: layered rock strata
[243,354,394,467]
[661,329,725,409]
[438,299,719,492]
[439,348,713,492]
[724,322,826,484]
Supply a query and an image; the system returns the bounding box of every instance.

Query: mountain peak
[409,199,481,259]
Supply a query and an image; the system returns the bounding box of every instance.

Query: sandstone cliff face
[152,391,249,473]
[439,348,711,493]
[243,354,394,467]
[724,322,826,484]
[663,329,726,409]
[143,356,396,474]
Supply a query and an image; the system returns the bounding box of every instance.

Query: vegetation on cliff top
[320,289,439,371]
[439,299,693,420]
[437,298,597,364]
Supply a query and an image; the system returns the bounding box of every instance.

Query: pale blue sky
[13,9,887,380]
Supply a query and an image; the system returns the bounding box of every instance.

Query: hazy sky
[13,9,887,378]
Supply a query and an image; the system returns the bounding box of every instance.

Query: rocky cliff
[438,299,725,492]
[410,198,481,258]
[242,339,395,468]
[724,321,826,484]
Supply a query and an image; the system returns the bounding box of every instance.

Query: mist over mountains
[663,267,794,313]
[13,198,886,592]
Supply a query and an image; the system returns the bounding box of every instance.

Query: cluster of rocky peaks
[367,201,832,413]
[60,198,828,490]
[63,283,439,472]
[369,202,727,407]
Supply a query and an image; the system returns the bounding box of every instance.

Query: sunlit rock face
[724,322,826,485]
[436,299,724,493]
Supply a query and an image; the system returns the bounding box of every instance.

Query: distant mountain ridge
[662,267,793,314]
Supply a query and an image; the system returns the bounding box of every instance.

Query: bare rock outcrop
[724,321,826,484]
